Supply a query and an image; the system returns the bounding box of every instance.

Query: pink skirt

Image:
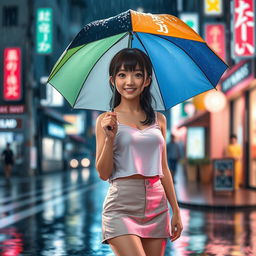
[101,177,172,244]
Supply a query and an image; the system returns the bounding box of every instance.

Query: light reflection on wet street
[0,169,255,256]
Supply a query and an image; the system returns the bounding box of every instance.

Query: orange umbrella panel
[130,10,205,43]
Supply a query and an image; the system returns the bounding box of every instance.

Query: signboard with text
[186,127,205,159]
[234,0,255,57]
[220,60,254,96]
[3,48,22,101]
[205,23,226,62]
[36,8,52,54]
[0,105,25,114]
[0,118,22,129]
[48,122,65,139]
[213,158,234,192]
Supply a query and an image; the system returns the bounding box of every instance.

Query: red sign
[3,48,22,101]
[234,0,255,57]
[205,23,226,62]
[0,105,25,114]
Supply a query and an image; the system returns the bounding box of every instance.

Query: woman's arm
[157,112,183,242]
[95,113,115,180]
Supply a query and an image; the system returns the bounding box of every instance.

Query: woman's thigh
[108,234,146,256]
[141,238,167,256]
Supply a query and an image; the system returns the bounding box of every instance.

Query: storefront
[0,114,26,175]
[177,110,210,159]
[220,59,256,189]
[39,108,69,173]
[249,89,256,188]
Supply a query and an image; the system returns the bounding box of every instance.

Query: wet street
[0,169,256,256]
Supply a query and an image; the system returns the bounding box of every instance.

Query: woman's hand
[101,112,118,140]
[170,211,183,242]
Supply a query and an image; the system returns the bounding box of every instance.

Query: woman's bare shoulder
[156,112,166,125]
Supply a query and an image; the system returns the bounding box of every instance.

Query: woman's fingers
[171,223,183,242]
[103,112,117,130]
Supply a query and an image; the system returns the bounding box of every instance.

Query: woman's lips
[124,88,136,93]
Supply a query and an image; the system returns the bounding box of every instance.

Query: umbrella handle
[107,86,116,130]
[107,107,114,130]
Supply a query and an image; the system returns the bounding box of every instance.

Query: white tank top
[108,112,165,182]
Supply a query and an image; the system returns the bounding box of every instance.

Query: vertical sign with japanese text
[204,0,223,16]
[3,48,22,101]
[205,24,226,62]
[36,8,52,54]
[234,0,255,57]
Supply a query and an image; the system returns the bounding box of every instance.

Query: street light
[204,90,227,113]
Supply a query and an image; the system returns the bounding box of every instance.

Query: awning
[42,107,71,125]
[68,134,86,143]
[177,110,210,128]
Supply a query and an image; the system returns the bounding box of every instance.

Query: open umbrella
[47,9,228,112]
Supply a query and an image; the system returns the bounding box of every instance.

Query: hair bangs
[111,49,147,78]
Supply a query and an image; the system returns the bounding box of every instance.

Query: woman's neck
[114,103,142,113]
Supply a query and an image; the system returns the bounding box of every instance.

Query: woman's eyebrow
[118,68,143,72]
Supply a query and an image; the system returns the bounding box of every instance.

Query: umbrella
[47,9,228,113]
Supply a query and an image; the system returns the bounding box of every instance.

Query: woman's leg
[108,234,146,256]
[141,238,167,256]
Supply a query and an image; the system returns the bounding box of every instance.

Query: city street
[1,0,256,255]
[0,169,255,256]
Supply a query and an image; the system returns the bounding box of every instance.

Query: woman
[95,48,183,256]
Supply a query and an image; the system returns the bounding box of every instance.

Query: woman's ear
[109,76,114,86]
[144,76,152,87]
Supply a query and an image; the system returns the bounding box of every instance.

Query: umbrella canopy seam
[205,43,230,68]
[134,32,166,110]
[48,44,85,82]
[154,34,218,89]
[46,81,73,106]
[73,32,130,108]
[68,10,132,49]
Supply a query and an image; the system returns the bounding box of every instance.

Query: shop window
[2,6,18,26]
[249,89,256,188]
[43,138,62,161]
[232,97,244,145]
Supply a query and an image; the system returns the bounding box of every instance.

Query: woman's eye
[135,73,143,78]
[118,73,125,78]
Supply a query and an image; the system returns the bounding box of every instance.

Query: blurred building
[0,0,34,174]
[0,0,89,175]
[175,0,256,190]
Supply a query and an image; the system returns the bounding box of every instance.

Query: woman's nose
[126,74,134,84]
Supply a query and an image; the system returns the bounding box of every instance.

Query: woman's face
[110,63,151,100]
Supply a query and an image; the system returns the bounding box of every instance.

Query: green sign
[36,8,52,54]
[181,102,188,117]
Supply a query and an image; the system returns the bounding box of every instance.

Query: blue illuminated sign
[48,122,65,139]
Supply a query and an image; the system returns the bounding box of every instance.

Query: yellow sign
[204,0,222,15]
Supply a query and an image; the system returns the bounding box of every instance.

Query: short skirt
[101,177,172,244]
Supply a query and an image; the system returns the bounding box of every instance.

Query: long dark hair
[109,48,157,126]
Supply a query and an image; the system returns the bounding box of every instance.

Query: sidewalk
[174,164,256,210]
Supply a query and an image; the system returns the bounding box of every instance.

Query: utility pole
[24,0,36,176]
